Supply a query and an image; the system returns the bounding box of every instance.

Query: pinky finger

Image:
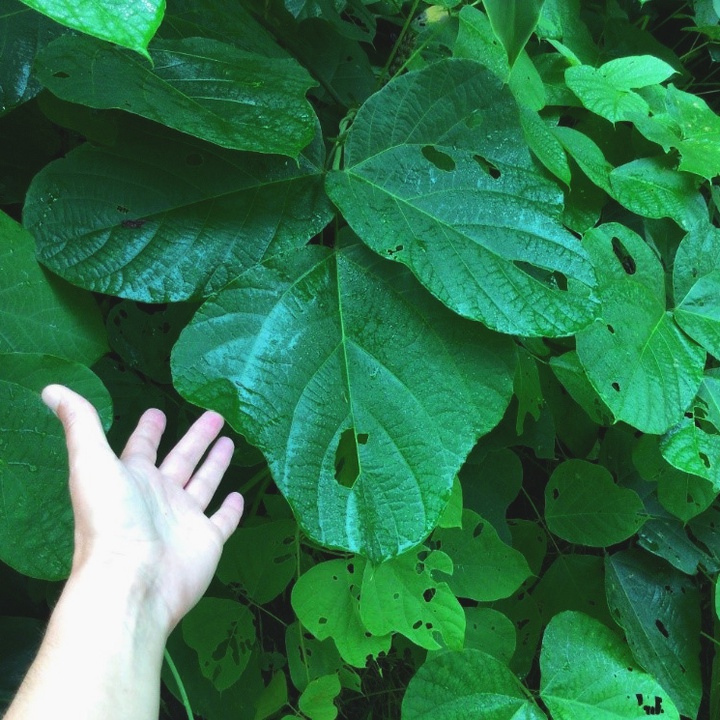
[210,492,244,543]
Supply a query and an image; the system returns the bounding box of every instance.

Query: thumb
[42,384,111,464]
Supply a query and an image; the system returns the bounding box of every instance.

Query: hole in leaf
[386,245,404,257]
[611,236,636,274]
[121,219,146,229]
[186,152,204,166]
[421,145,456,172]
[472,522,484,538]
[415,562,425,575]
[655,619,669,638]
[347,562,355,574]
[473,154,501,178]
[465,109,483,128]
[364,631,372,638]
[393,592,400,600]
[512,261,568,291]
[425,622,433,629]
[357,433,369,445]
[612,382,620,392]
[607,324,615,334]
[116,205,129,213]
[699,452,711,468]
[552,488,559,500]
[423,588,436,603]
[334,428,362,488]
[53,71,70,79]
[318,617,328,625]
[412,620,423,630]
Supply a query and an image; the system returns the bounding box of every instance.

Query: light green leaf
[660,416,720,490]
[508,48,546,110]
[481,0,544,67]
[402,648,545,719]
[0,357,111,579]
[576,224,705,434]
[172,241,515,561]
[182,597,256,692]
[552,125,613,193]
[674,224,720,301]
[519,108,571,185]
[699,369,720,431]
[514,348,543,434]
[609,157,707,231]
[360,547,465,651]
[20,0,164,56]
[25,121,332,302]
[544,459,645,546]
[0,0,66,113]
[454,6,509,80]
[675,271,720,356]
[36,35,317,157]
[326,59,598,338]
[566,55,676,123]
[463,607,516,664]
[298,674,340,720]
[605,549,702,718]
[436,476,462,529]
[540,611,680,720]
[432,509,531,601]
[0,211,106,364]
[216,520,297,604]
[291,558,392,668]
[286,622,346,694]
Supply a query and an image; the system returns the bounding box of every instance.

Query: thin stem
[163,648,194,720]
[375,0,422,90]
[296,525,311,688]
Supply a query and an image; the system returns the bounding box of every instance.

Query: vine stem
[295,525,311,688]
[164,648,194,720]
[375,0,422,90]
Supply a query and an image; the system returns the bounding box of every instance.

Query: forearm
[5,562,169,720]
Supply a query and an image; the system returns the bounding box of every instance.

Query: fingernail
[41,385,62,414]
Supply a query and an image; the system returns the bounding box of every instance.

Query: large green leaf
[24,121,332,302]
[576,224,705,434]
[431,509,531,601]
[481,0,544,67]
[0,356,111,579]
[359,547,465,651]
[36,34,317,157]
[182,597,255,692]
[0,0,66,113]
[326,59,598,338]
[19,0,164,56]
[544,459,645,546]
[171,241,515,561]
[291,558,392,667]
[605,549,702,718]
[0,211,106,364]
[660,416,720,490]
[402,648,545,719]
[540,611,680,719]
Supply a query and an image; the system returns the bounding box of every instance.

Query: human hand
[41,384,244,634]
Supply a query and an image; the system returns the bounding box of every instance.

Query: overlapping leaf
[24,121,332,302]
[20,0,164,56]
[36,35,317,156]
[326,59,598,337]
[172,240,515,560]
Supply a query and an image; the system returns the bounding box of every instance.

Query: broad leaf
[544,459,645,546]
[540,611,680,720]
[20,0,164,56]
[605,549,702,718]
[432,509,531,601]
[172,241,515,561]
[576,224,705,434]
[660,416,720,490]
[402,648,545,719]
[0,211,106,364]
[25,121,332,302]
[286,622,347,693]
[482,0,544,66]
[0,357,111,579]
[360,547,465,651]
[326,59,598,338]
[298,674,341,720]
[36,35,317,157]
[182,597,256,691]
[463,607,516,664]
[291,558,392,667]
[552,126,613,193]
[519,108,571,185]
[0,0,65,113]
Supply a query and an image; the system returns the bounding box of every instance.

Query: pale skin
[5,384,244,720]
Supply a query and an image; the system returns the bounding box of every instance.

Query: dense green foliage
[3,0,720,717]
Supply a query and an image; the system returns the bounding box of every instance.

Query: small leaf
[481,0,544,67]
[291,558,391,667]
[19,0,164,56]
[553,126,613,193]
[660,415,720,490]
[285,622,346,693]
[360,547,465,651]
[436,476,463,529]
[545,459,645,546]
[519,108,571,184]
[540,611,680,720]
[462,607,516,664]
[298,674,341,720]
[255,671,288,720]
[402,648,545,719]
[605,549,702,718]
[432,509,531,601]
[36,35,317,157]
[182,597,256,691]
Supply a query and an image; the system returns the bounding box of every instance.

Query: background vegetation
[2,0,720,717]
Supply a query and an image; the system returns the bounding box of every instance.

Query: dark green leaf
[462,607,516,664]
[482,0,544,66]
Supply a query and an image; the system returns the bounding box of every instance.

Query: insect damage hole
[421,145,456,172]
[611,236,636,275]
[334,427,368,488]
[472,154,501,179]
